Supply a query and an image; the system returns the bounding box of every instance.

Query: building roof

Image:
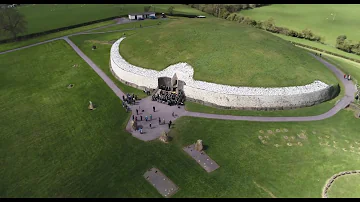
[128,12,155,16]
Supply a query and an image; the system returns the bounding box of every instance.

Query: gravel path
[0,20,356,133]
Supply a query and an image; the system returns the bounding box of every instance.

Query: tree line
[185,4,271,17]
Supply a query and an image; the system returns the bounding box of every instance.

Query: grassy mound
[327,174,360,198]
[240,4,360,46]
[120,18,338,87]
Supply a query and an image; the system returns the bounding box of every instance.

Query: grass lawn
[0,20,116,52]
[240,4,360,46]
[272,34,360,62]
[119,17,338,87]
[1,40,360,197]
[89,18,171,33]
[1,4,205,40]
[69,31,148,99]
[327,174,360,198]
[184,53,357,117]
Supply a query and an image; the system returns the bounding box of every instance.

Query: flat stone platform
[143,167,179,198]
[183,144,220,173]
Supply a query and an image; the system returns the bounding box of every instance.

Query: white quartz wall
[110,37,337,109]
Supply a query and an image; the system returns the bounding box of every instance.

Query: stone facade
[110,37,339,110]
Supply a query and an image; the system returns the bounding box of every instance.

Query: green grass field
[2,4,205,40]
[0,20,116,52]
[240,4,360,46]
[272,34,360,62]
[327,174,360,198]
[69,30,148,98]
[119,18,338,87]
[1,40,360,197]
[89,18,170,33]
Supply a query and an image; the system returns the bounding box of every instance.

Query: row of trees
[225,14,324,43]
[336,35,360,55]
[186,4,270,18]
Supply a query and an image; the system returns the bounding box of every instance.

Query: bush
[237,16,245,23]
[167,6,175,15]
[226,13,237,21]
[263,17,275,31]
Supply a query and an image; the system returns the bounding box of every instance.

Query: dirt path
[253,181,277,198]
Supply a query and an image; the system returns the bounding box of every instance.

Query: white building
[128,12,156,20]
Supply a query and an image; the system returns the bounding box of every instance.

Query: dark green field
[119,18,338,87]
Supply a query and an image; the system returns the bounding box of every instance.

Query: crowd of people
[152,89,185,106]
[122,93,138,105]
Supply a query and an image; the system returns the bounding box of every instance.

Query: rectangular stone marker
[183,144,220,173]
[143,167,179,198]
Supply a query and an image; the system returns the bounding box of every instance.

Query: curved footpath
[0,21,357,124]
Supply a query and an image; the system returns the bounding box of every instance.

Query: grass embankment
[119,17,338,87]
[1,41,360,197]
[240,4,360,46]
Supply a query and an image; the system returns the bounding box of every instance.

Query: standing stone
[159,131,169,143]
[132,120,137,130]
[195,140,203,151]
[88,101,95,110]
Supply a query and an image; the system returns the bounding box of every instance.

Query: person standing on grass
[168,120,172,129]
[153,106,155,112]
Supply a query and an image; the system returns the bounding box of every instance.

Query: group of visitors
[344,74,351,81]
[143,88,151,96]
[122,93,138,105]
[152,89,185,106]
[132,105,173,135]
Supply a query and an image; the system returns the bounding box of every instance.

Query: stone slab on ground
[183,144,220,173]
[143,167,179,198]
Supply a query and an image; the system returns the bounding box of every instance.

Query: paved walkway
[0,19,357,141]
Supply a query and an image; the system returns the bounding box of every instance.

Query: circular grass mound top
[327,174,360,198]
[120,18,338,87]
